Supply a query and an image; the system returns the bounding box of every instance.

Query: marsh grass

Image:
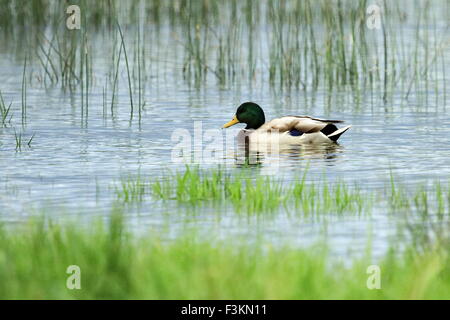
[13,128,22,151]
[2,0,446,110]
[114,174,146,203]
[35,30,84,90]
[21,56,27,125]
[110,31,123,118]
[12,129,34,151]
[114,167,370,215]
[0,214,449,299]
[114,167,450,219]
[117,22,134,122]
[136,22,143,123]
[0,90,12,126]
[27,132,35,147]
[386,175,450,253]
[388,176,450,218]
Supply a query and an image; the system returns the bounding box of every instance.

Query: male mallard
[222,102,351,145]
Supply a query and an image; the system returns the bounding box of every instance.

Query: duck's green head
[222,102,265,130]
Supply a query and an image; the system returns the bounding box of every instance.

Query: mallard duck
[222,102,351,145]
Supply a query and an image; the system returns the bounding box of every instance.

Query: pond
[0,0,449,260]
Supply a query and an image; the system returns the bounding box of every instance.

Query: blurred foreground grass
[0,213,449,299]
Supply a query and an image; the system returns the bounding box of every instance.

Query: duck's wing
[259,116,344,134]
[291,115,344,124]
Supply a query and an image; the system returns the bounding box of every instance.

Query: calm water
[0,13,449,260]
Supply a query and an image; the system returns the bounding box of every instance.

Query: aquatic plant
[12,128,34,151]
[112,167,450,220]
[388,176,450,218]
[114,174,147,203]
[117,22,134,122]
[1,0,446,109]
[21,57,27,125]
[130,167,369,215]
[0,90,12,126]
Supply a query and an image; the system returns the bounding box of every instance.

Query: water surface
[0,2,449,260]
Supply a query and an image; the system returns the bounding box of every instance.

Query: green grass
[113,167,450,217]
[12,128,34,151]
[114,174,146,203]
[0,213,449,299]
[0,90,12,126]
[388,178,450,217]
[149,167,369,214]
[13,128,22,151]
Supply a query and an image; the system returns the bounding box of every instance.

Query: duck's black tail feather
[327,125,352,142]
[320,124,338,136]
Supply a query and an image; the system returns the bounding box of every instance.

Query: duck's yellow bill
[223,115,239,128]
